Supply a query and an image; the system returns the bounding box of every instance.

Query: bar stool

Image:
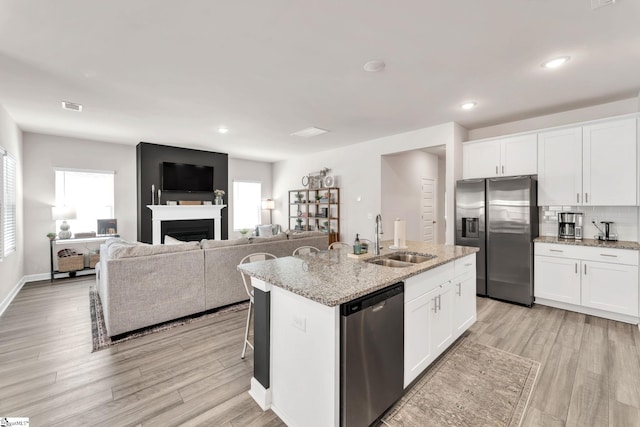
[239,252,277,359]
[328,242,350,250]
[292,246,320,256]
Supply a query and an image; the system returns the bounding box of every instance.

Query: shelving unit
[289,187,340,244]
[49,236,114,282]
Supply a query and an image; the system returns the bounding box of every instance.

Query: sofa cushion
[288,230,326,239]
[250,232,287,243]
[200,237,250,249]
[109,241,200,259]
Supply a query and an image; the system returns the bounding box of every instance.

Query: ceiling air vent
[61,101,83,112]
[290,127,329,138]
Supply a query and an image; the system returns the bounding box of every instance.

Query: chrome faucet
[374,214,383,255]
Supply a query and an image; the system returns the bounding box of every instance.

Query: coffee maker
[558,212,583,240]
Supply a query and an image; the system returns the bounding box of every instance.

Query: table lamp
[51,206,77,239]
[262,199,275,224]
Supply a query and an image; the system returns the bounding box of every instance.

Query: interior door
[421,178,435,243]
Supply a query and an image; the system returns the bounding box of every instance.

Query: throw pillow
[200,237,250,249]
[257,225,274,237]
[164,235,183,245]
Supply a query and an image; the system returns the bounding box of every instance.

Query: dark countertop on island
[237,240,478,307]
[534,236,640,251]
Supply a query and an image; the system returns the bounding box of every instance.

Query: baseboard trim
[24,273,50,283]
[536,298,639,325]
[0,276,26,317]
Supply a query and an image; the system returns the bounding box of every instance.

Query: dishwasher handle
[340,282,404,316]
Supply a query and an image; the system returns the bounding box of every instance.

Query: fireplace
[147,205,225,245]
[161,219,214,243]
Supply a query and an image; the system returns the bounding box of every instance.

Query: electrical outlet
[292,315,306,332]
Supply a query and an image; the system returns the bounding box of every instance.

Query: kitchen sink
[366,252,437,268]
[367,258,413,268]
[384,253,436,264]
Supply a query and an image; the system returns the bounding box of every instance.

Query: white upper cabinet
[582,118,637,206]
[463,134,537,179]
[537,127,583,205]
[538,117,637,206]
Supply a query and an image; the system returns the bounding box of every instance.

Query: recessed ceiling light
[541,56,570,69]
[363,60,386,73]
[460,102,477,110]
[290,127,329,138]
[217,127,229,134]
[61,101,82,112]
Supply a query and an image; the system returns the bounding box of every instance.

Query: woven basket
[89,254,100,268]
[58,254,84,272]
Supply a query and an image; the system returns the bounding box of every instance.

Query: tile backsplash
[540,206,639,242]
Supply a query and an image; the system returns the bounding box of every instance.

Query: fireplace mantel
[147,205,226,244]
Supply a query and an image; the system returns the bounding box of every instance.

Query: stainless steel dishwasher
[340,282,404,427]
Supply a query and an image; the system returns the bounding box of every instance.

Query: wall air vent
[290,127,329,138]
[61,101,83,112]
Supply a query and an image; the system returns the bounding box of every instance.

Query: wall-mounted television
[161,162,214,192]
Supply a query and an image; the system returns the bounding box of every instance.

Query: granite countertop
[534,236,640,250]
[237,240,478,307]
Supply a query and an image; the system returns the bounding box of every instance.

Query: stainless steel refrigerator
[455,176,538,306]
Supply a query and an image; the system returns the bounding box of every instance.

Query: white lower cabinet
[582,261,638,316]
[404,255,477,387]
[453,255,477,339]
[534,242,639,322]
[534,255,581,304]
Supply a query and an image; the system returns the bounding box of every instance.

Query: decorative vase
[215,196,223,205]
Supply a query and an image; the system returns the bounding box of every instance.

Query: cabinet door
[534,256,581,304]
[453,274,476,339]
[537,127,583,205]
[583,118,637,206]
[501,134,537,176]
[431,281,454,357]
[404,291,434,387]
[582,261,639,316]
[463,140,501,179]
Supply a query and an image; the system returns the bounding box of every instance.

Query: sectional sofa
[97,232,328,337]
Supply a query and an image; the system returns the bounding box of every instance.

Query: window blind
[3,152,17,256]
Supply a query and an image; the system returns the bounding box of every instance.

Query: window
[233,181,261,230]
[1,149,17,259]
[55,169,115,234]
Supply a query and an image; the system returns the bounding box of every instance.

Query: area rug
[382,337,540,427]
[89,287,248,352]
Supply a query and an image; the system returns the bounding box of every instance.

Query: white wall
[0,105,24,313]
[228,158,273,237]
[273,122,460,245]
[22,133,136,276]
[381,150,439,242]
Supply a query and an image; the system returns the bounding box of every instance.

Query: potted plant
[239,228,250,236]
[46,232,57,240]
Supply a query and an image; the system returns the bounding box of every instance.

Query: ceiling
[0,0,638,162]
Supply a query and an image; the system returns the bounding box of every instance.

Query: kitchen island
[238,240,478,427]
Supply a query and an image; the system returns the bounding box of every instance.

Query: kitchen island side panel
[269,286,340,427]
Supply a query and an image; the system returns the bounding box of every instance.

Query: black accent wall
[136,142,228,243]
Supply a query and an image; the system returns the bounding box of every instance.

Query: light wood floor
[1,279,640,426]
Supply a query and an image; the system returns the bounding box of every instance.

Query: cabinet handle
[584,264,587,275]
[495,166,498,175]
[464,263,473,267]
[600,254,617,257]
[432,298,438,313]
[457,282,462,296]
[550,249,564,252]
[585,193,588,203]
[575,263,577,274]
[577,193,580,203]
[437,295,442,311]
[502,165,504,174]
